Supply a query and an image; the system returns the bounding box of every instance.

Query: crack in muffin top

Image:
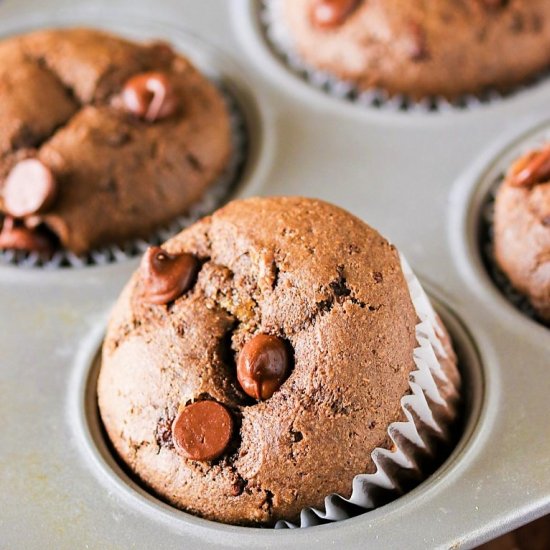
[98,196,418,525]
[0,28,231,255]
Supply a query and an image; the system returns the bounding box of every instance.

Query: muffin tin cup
[277,255,462,528]
[260,0,550,114]
[0,86,248,269]
[477,124,550,327]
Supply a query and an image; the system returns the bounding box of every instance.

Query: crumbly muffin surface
[0,28,231,254]
[494,145,550,323]
[282,0,550,99]
[98,197,419,525]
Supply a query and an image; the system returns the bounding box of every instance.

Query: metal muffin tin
[1,0,549,548]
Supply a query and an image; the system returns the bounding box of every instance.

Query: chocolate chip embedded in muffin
[172,400,234,461]
[98,197,460,526]
[237,334,292,400]
[3,159,57,218]
[310,0,361,29]
[494,144,550,322]
[0,217,57,255]
[140,246,200,305]
[280,0,550,100]
[0,28,232,256]
[120,71,179,122]
[508,144,550,188]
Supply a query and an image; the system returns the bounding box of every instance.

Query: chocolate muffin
[98,197,461,526]
[0,28,231,256]
[494,144,550,323]
[277,0,550,100]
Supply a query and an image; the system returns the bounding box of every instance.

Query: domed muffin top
[0,28,231,255]
[281,0,550,99]
[98,197,418,525]
[494,144,550,322]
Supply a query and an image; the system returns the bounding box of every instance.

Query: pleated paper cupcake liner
[261,0,550,115]
[275,254,462,528]
[0,84,247,269]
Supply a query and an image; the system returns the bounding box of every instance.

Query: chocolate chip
[140,246,199,305]
[509,145,550,188]
[407,22,430,62]
[121,71,178,122]
[0,217,56,254]
[172,400,233,461]
[311,0,361,29]
[3,159,57,218]
[476,0,509,10]
[237,334,291,400]
[230,477,246,497]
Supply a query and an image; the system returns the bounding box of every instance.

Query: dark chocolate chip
[121,71,178,122]
[237,334,291,400]
[311,0,361,29]
[172,400,233,461]
[509,145,550,188]
[140,246,199,305]
[0,217,55,254]
[476,0,510,10]
[3,159,57,218]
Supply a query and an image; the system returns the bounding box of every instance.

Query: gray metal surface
[0,1,549,549]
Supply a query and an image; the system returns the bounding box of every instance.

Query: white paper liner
[274,254,462,529]
[261,0,550,114]
[0,83,247,269]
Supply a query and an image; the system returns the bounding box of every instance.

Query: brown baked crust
[494,150,550,323]
[0,28,231,255]
[281,0,550,100]
[98,197,419,525]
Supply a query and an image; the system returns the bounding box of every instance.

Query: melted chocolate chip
[476,0,510,10]
[121,71,178,122]
[0,217,56,254]
[311,0,361,29]
[3,159,57,218]
[140,246,199,305]
[509,145,550,188]
[172,400,233,461]
[237,334,291,400]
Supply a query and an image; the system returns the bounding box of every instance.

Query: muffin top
[281,0,550,99]
[494,144,550,322]
[0,28,231,255]
[98,196,419,525]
